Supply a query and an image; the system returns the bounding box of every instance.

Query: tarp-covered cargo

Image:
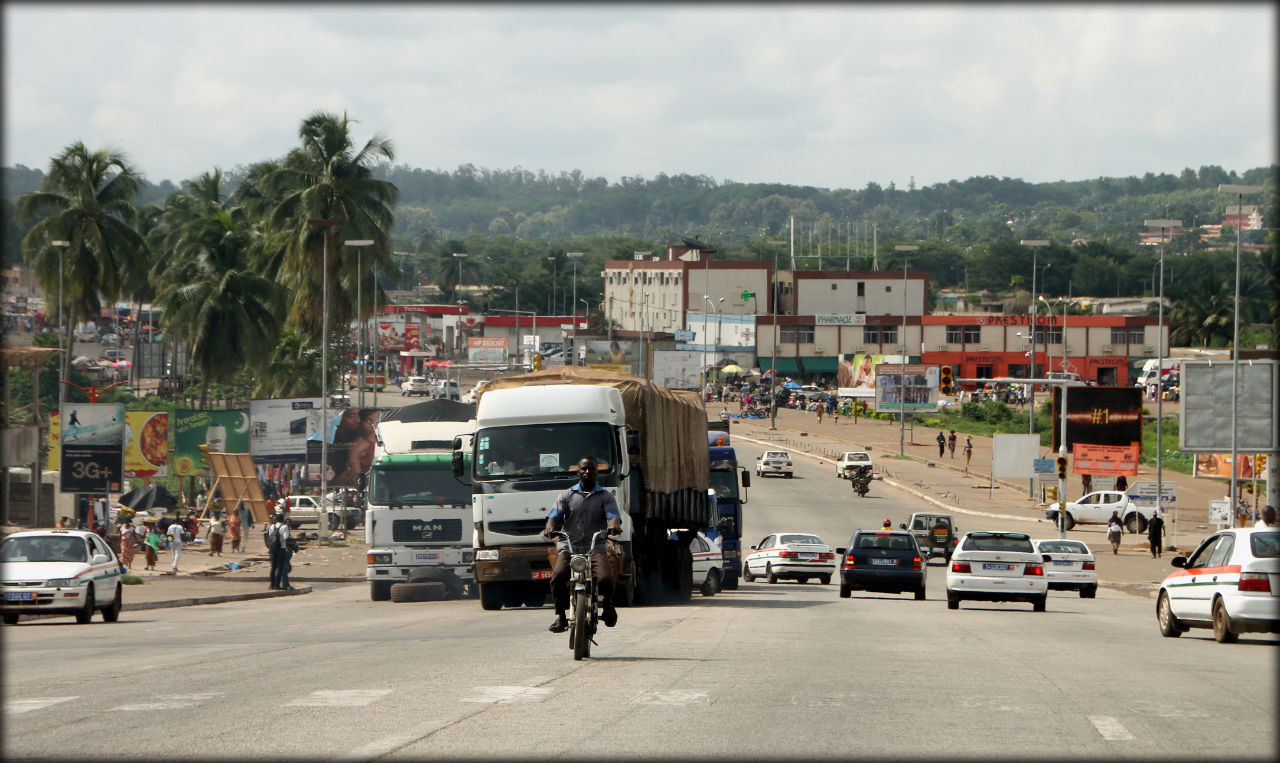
[479,367,709,495]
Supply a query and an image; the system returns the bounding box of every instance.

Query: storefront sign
[815,314,867,326]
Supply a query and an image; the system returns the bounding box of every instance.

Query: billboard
[467,336,509,364]
[123,411,169,478]
[584,339,634,374]
[652,350,704,390]
[1051,386,1142,451]
[249,398,320,464]
[173,410,251,476]
[59,403,125,493]
[306,407,382,486]
[378,317,428,351]
[1180,360,1278,452]
[1193,453,1268,480]
[874,364,939,412]
[1073,443,1141,477]
[991,434,1040,479]
[837,353,883,391]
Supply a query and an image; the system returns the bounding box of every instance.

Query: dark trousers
[1149,537,1163,557]
[551,550,614,615]
[269,547,292,588]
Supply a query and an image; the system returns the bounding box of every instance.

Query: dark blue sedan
[839,530,927,600]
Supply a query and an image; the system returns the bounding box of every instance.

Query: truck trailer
[458,367,712,610]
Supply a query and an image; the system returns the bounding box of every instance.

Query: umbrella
[720,364,745,374]
[121,484,179,513]
[783,380,803,390]
[113,360,131,368]
[437,360,454,366]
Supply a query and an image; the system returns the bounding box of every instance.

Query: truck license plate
[530,570,552,580]
[414,552,439,560]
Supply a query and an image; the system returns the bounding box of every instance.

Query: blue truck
[707,434,749,589]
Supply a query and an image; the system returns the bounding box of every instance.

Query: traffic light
[197,443,211,468]
[1056,456,1068,480]
[939,365,954,395]
[482,301,490,316]
[532,353,543,371]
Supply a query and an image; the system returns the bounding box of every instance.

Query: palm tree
[17,142,146,396]
[264,111,398,343]
[254,325,327,398]
[1169,275,1233,347]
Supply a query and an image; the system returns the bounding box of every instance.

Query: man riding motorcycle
[850,464,873,495]
[543,456,622,633]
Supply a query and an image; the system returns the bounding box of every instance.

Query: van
[431,379,460,400]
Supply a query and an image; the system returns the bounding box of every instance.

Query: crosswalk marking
[1088,715,1135,741]
[7,697,77,715]
[461,686,553,704]
[286,690,391,707]
[634,690,710,706]
[109,692,223,712]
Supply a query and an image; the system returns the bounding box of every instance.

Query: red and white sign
[1073,443,1140,476]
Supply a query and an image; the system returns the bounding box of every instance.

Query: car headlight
[475,550,500,561]
[570,555,590,574]
[46,578,78,588]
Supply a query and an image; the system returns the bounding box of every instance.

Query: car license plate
[982,563,1014,571]
[4,591,36,601]
[870,558,896,566]
[530,570,552,580]
[798,553,815,560]
[414,552,439,560]
[1053,560,1073,567]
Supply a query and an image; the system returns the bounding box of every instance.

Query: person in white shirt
[166,520,185,572]
[1255,505,1276,528]
[267,514,294,590]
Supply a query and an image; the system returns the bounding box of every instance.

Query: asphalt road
[4,441,1275,760]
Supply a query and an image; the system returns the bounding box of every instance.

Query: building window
[963,326,980,344]
[885,285,892,292]
[1008,364,1030,379]
[831,283,838,290]
[881,325,898,345]
[1033,327,1064,344]
[945,325,963,343]
[1128,326,1144,344]
[863,326,880,344]
[779,325,815,343]
[1110,327,1128,344]
[857,282,865,296]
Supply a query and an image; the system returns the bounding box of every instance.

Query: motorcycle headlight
[46,578,77,588]
[570,555,589,574]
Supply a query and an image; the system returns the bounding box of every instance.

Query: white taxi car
[755,450,793,478]
[835,451,874,479]
[1033,538,1098,598]
[946,531,1050,611]
[1,529,125,625]
[673,529,725,597]
[742,532,838,585]
[1156,527,1280,643]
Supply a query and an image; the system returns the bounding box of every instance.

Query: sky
[4,3,1275,191]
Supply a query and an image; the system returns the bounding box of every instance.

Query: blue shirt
[548,483,620,552]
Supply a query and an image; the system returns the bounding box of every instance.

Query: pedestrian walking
[1114,474,1127,493]
[936,431,946,458]
[206,512,226,557]
[1146,511,1165,558]
[816,402,823,423]
[266,513,294,590]
[963,436,973,473]
[947,430,957,458]
[165,519,185,572]
[119,521,137,571]
[1106,512,1123,555]
[228,509,242,552]
[143,522,161,571]
[1082,473,1092,494]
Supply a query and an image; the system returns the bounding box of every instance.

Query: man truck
[456,367,712,610]
[365,418,475,601]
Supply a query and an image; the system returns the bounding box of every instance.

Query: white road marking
[633,690,710,706]
[7,697,77,715]
[111,701,200,711]
[460,685,553,704]
[1088,715,1135,741]
[286,689,391,707]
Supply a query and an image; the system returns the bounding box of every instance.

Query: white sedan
[835,451,874,479]
[673,530,725,597]
[755,450,793,478]
[1034,538,1098,598]
[742,532,837,585]
[1157,527,1280,643]
[400,376,431,396]
[946,531,1050,611]
[2,529,125,625]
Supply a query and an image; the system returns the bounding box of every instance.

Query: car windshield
[1,536,89,563]
[964,533,1033,552]
[781,534,824,545]
[475,423,616,480]
[1038,540,1088,554]
[846,454,869,462]
[371,466,471,506]
[1249,532,1280,558]
[708,469,739,501]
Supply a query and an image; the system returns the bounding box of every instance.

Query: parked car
[1046,490,1155,533]
[839,529,927,600]
[1033,538,1098,598]
[901,512,958,562]
[400,376,431,396]
[835,451,875,479]
[672,529,724,597]
[100,333,121,348]
[742,532,837,585]
[281,494,359,530]
[1,529,124,624]
[946,531,1051,611]
[100,349,126,363]
[755,450,793,478]
[431,379,460,400]
[1156,528,1280,643]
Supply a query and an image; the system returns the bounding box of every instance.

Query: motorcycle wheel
[572,591,591,660]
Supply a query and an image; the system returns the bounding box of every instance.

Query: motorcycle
[551,529,607,660]
[850,468,871,498]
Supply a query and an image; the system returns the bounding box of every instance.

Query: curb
[122,585,313,611]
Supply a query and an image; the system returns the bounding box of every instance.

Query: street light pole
[578,298,589,365]
[566,252,583,364]
[894,245,918,457]
[546,256,557,316]
[1021,240,1049,498]
[50,240,70,403]
[1145,218,1180,533]
[766,239,786,430]
[308,218,342,545]
[1217,184,1264,522]
[345,240,374,408]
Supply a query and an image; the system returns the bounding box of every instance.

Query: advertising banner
[1128,480,1178,509]
[172,410,251,476]
[652,350,704,390]
[992,434,1040,478]
[1181,360,1278,452]
[837,353,884,391]
[1052,386,1142,451]
[123,411,169,478]
[249,398,320,464]
[1193,453,1267,480]
[59,403,125,493]
[48,411,60,471]
[1072,443,1141,476]
[378,318,423,352]
[305,407,382,486]
[467,336,509,364]
[874,363,939,412]
[585,339,634,374]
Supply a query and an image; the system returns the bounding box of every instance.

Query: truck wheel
[523,591,547,608]
[1125,512,1147,534]
[370,581,392,601]
[479,583,504,610]
[391,582,445,602]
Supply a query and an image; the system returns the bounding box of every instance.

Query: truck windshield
[371,467,471,506]
[475,423,615,480]
[709,469,739,501]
